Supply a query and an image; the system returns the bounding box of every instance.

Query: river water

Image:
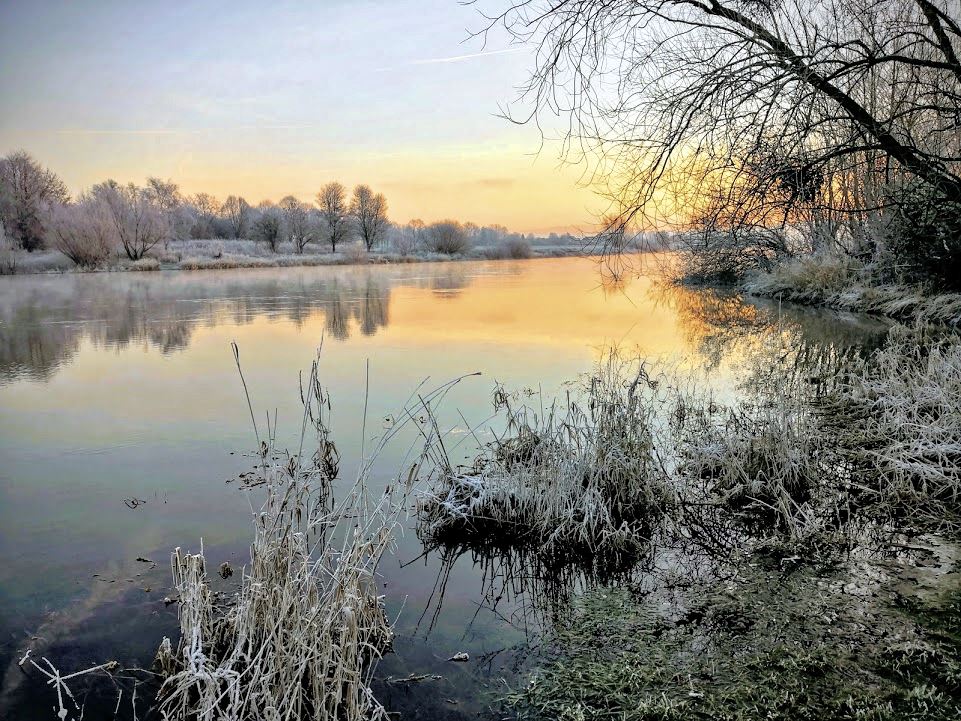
[0,257,891,718]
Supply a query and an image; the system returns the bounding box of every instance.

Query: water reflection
[0,258,892,387]
[657,283,890,371]
[0,268,434,382]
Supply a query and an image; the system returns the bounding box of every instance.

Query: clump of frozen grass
[822,326,961,525]
[418,355,673,564]
[673,384,836,547]
[126,256,161,271]
[744,257,961,327]
[9,249,74,274]
[178,254,280,270]
[153,350,465,721]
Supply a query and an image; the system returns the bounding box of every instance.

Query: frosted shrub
[47,198,117,268]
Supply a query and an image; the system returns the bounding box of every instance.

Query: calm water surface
[0,257,889,718]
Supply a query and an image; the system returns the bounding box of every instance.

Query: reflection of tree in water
[427,267,469,298]
[359,276,389,336]
[0,298,83,382]
[0,267,430,383]
[654,283,890,372]
[321,276,389,339]
[324,282,350,341]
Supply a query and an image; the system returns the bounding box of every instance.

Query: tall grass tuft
[418,355,673,565]
[153,354,465,721]
[821,326,961,525]
[673,383,838,550]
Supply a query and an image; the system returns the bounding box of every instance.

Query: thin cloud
[376,47,524,72]
[55,129,190,136]
[54,124,321,136]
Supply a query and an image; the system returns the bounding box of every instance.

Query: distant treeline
[0,150,583,269]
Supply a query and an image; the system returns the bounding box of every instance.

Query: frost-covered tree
[350,185,389,251]
[425,220,471,255]
[93,182,168,260]
[189,192,220,238]
[220,195,251,239]
[279,195,314,253]
[316,182,349,252]
[0,151,69,251]
[47,195,117,267]
[252,207,283,252]
[144,177,181,211]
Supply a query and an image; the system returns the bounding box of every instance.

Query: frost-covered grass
[418,325,961,567]
[0,236,591,275]
[5,249,75,274]
[510,570,961,721]
[152,353,464,721]
[418,356,674,564]
[820,326,961,525]
[744,256,961,327]
[672,376,844,553]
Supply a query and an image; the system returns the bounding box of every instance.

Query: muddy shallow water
[0,256,905,718]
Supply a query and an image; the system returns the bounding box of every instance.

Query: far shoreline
[0,242,616,277]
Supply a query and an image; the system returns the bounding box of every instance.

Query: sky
[0,0,601,234]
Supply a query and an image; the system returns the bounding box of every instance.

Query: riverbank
[743,256,961,327]
[666,251,961,328]
[420,325,961,719]
[0,239,594,276]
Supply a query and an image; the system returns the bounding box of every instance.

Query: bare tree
[387,221,420,255]
[316,182,349,252]
[144,177,190,243]
[220,195,251,239]
[145,177,181,211]
[252,207,283,252]
[47,195,117,267]
[0,150,69,251]
[93,182,168,260]
[425,220,471,255]
[279,195,314,253]
[482,0,961,282]
[190,192,220,238]
[350,185,389,251]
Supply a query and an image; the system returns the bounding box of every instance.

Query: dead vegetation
[743,257,961,327]
[820,326,961,528]
[417,355,674,567]
[151,351,466,721]
[418,320,961,572]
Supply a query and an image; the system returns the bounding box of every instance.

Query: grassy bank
[510,563,961,721]
[0,239,592,276]
[414,321,961,719]
[743,256,961,327]
[662,241,961,328]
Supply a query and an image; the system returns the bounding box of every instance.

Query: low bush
[424,220,471,255]
[127,257,160,271]
[481,236,533,259]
